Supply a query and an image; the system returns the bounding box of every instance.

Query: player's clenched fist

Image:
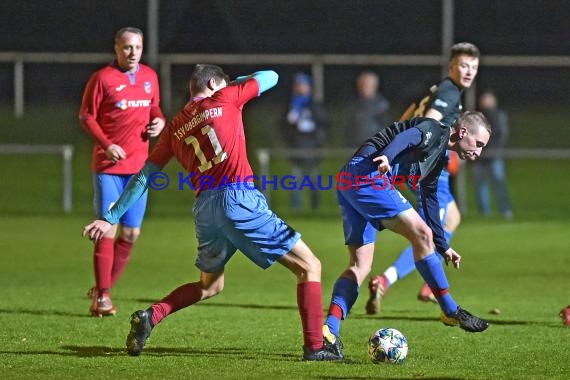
[82,219,113,242]
[105,144,127,164]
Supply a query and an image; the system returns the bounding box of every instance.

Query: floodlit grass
[1,104,569,378]
[0,215,569,379]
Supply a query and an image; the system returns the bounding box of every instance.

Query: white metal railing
[0,144,74,213]
[2,52,569,212]
[2,52,570,117]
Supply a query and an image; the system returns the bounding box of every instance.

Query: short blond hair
[456,111,492,135]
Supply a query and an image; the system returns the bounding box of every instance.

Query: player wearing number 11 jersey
[82,64,343,361]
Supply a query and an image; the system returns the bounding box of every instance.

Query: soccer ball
[367,327,408,364]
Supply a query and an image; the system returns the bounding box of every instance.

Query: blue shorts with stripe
[193,185,301,273]
[93,173,148,228]
[337,156,412,246]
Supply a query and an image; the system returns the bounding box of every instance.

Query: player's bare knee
[298,255,322,281]
[308,254,322,273]
[445,214,461,232]
[413,225,433,251]
[349,263,372,285]
[120,227,140,243]
[445,203,461,232]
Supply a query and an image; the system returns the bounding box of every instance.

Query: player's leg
[215,187,341,360]
[126,270,225,356]
[111,183,148,288]
[326,168,400,351]
[388,209,489,332]
[126,188,239,355]
[365,193,440,314]
[90,173,120,317]
[443,200,461,233]
[325,179,379,334]
[326,242,374,335]
[388,209,455,310]
[109,225,138,287]
[366,243,413,314]
[279,240,342,360]
[417,186,458,303]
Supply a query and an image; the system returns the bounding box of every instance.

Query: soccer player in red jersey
[83,64,342,361]
[79,27,165,317]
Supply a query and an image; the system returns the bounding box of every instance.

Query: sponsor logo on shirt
[115,99,152,110]
[115,84,127,92]
[144,81,152,94]
[434,98,448,108]
[424,131,432,146]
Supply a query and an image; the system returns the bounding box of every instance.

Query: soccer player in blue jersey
[322,111,491,357]
[366,42,480,314]
[83,64,342,361]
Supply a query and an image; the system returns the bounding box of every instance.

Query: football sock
[297,281,323,350]
[387,230,453,284]
[415,253,458,316]
[325,277,359,337]
[93,237,114,291]
[151,282,202,326]
[382,268,397,287]
[110,237,133,288]
[326,304,343,339]
[391,245,416,281]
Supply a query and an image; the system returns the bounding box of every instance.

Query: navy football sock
[325,277,359,336]
[415,253,458,316]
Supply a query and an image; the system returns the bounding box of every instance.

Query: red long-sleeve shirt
[79,62,164,174]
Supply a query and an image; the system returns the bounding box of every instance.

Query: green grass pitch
[0,215,569,379]
[1,105,569,378]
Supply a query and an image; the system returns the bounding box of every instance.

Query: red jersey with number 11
[149,78,260,195]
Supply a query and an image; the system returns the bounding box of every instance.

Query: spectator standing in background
[346,71,391,149]
[472,90,513,219]
[282,73,328,211]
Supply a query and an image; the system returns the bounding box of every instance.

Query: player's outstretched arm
[235,70,279,94]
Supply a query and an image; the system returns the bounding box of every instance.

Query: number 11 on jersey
[185,125,228,173]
